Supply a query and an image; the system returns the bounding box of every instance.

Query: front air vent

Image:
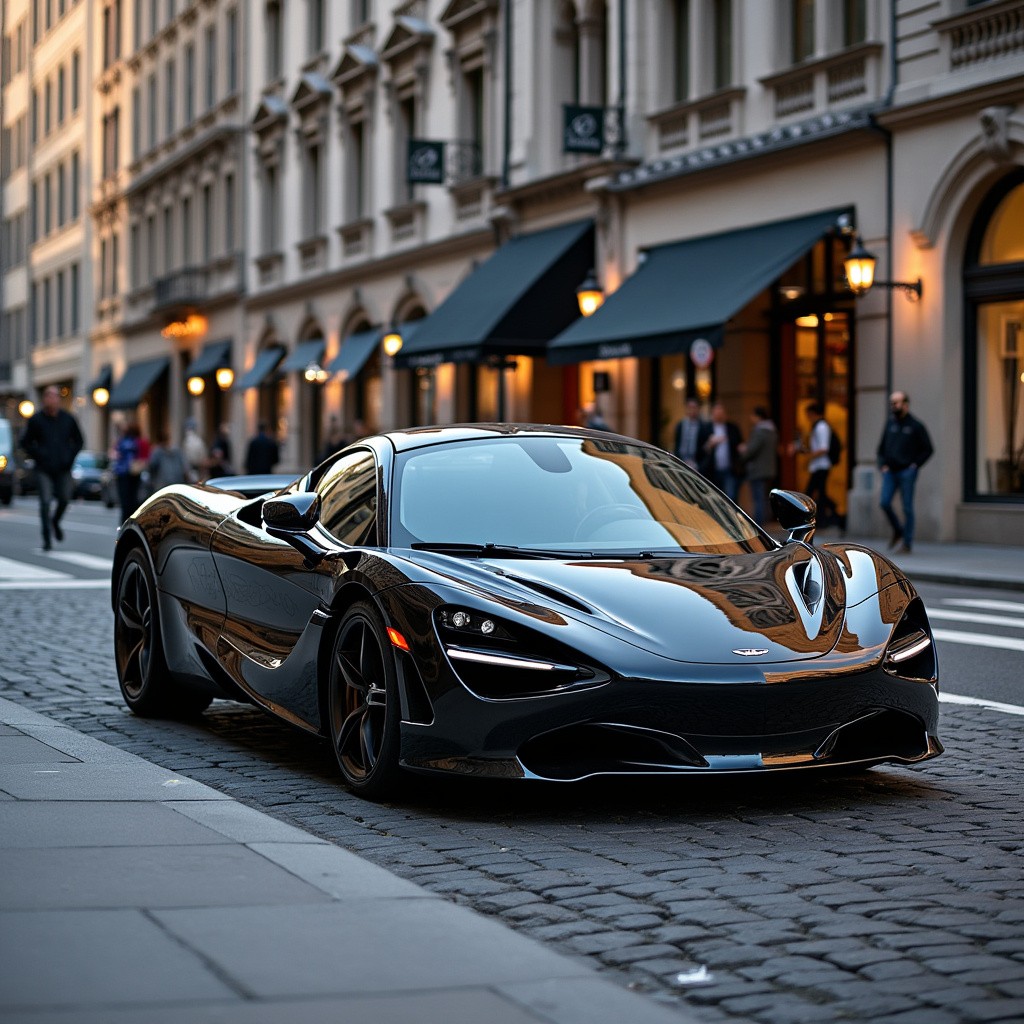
[503,575,593,614]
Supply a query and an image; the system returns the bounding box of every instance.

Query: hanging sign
[690,338,715,369]
[407,139,446,184]
[563,105,605,154]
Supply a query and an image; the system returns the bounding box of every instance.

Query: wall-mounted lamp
[576,270,605,317]
[215,366,235,390]
[304,362,329,384]
[382,329,404,357]
[187,375,206,396]
[778,285,805,301]
[844,236,922,301]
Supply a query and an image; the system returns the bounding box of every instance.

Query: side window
[317,449,377,545]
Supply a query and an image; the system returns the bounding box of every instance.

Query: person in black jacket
[19,385,84,551]
[699,401,743,502]
[244,422,280,475]
[877,390,934,553]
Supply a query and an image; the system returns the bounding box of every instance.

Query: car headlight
[883,598,937,682]
[435,605,608,699]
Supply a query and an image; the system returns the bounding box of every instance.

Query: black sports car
[112,423,941,798]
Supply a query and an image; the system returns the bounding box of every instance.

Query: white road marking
[0,511,118,536]
[45,552,114,571]
[942,598,1024,614]
[929,608,1024,630]
[0,579,109,591]
[940,692,1024,717]
[933,628,1024,653]
[0,555,68,581]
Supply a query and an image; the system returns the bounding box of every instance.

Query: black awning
[234,347,285,390]
[108,357,170,410]
[326,328,381,380]
[393,219,595,368]
[88,365,113,391]
[280,338,327,373]
[546,208,851,365]
[185,339,232,378]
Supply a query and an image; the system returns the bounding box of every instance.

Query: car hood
[415,544,850,665]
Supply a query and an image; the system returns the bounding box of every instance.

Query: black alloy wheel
[328,601,402,798]
[114,549,210,717]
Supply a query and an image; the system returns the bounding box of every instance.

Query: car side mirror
[263,492,327,565]
[770,488,816,544]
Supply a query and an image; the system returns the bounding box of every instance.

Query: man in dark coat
[20,385,84,550]
[698,401,743,502]
[877,390,934,553]
[244,422,280,475]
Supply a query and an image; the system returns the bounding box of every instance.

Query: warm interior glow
[795,314,819,328]
[161,314,209,340]
[92,387,110,407]
[187,375,206,396]
[383,331,403,357]
[215,366,234,390]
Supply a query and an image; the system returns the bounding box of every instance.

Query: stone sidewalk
[0,696,693,1024]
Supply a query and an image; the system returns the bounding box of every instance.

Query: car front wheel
[327,600,402,799]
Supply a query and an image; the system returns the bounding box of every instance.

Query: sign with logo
[689,338,715,369]
[563,105,605,154]
[407,139,446,184]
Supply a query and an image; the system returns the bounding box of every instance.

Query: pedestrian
[739,406,778,527]
[182,418,208,482]
[244,422,280,475]
[801,401,844,531]
[19,385,84,551]
[877,390,934,553]
[205,423,233,479]
[673,398,705,470]
[699,401,743,502]
[110,420,148,523]
[146,429,189,491]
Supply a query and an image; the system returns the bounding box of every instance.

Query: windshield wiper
[409,542,595,559]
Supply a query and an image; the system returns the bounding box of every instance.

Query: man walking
[20,385,84,551]
[699,401,743,501]
[877,390,934,553]
[673,399,705,470]
[804,401,843,531]
[740,406,778,527]
[244,422,280,475]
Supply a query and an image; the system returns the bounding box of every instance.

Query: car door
[209,449,379,726]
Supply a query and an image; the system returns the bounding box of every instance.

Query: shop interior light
[215,366,235,390]
[161,314,209,339]
[576,270,605,317]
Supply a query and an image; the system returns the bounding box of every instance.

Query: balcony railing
[937,0,1024,71]
[153,266,208,311]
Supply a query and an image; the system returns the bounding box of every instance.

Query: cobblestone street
[3,586,1023,1023]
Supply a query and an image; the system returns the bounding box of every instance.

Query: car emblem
[733,648,769,657]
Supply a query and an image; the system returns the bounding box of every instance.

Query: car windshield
[391,435,775,556]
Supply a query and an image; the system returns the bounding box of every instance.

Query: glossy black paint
[111,423,942,792]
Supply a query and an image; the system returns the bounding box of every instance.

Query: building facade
[2,1,1022,544]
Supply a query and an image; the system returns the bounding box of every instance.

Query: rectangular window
[304,143,322,238]
[132,85,141,158]
[70,263,80,332]
[56,269,65,336]
[713,0,732,89]
[166,0,175,21]
[0,127,10,180]
[57,65,66,123]
[673,0,690,103]
[71,50,80,111]
[792,0,814,62]
[843,0,866,47]
[147,72,157,149]
[43,172,52,233]
[224,172,235,251]
[29,283,38,347]
[181,195,191,265]
[308,0,323,55]
[31,88,38,143]
[33,0,40,43]
[263,163,279,252]
[112,232,119,296]
[130,221,140,289]
[70,150,80,218]
[146,213,155,279]
[150,0,157,37]
[163,205,173,271]
[133,0,142,50]
[57,162,66,225]
[204,24,216,109]
[43,277,52,339]
[165,59,175,138]
[201,184,212,261]
[45,78,52,134]
[30,179,39,242]
[226,8,238,93]
[266,1,282,81]
[184,43,195,123]
[103,5,112,67]
[346,119,366,220]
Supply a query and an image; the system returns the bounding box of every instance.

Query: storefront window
[966,175,1024,501]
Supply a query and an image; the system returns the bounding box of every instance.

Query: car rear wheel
[328,601,402,799]
[114,549,212,717]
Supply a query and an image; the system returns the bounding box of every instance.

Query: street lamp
[187,375,206,396]
[576,269,605,317]
[215,366,235,390]
[844,236,922,300]
[304,362,329,384]
[382,329,403,357]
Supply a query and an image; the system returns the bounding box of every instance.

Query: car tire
[327,600,402,799]
[114,548,212,718]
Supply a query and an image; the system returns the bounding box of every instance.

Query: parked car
[0,418,15,505]
[72,450,116,506]
[112,423,942,800]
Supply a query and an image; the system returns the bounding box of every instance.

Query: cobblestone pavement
[3,587,1023,1024]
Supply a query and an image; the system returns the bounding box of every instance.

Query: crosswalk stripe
[933,628,1024,653]
[942,598,1024,614]
[941,692,1024,717]
[929,608,1024,630]
[45,552,113,571]
[0,555,68,581]
[0,579,109,591]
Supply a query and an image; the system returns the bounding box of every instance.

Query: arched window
[964,170,1024,501]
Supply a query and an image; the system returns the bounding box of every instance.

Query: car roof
[380,422,654,454]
